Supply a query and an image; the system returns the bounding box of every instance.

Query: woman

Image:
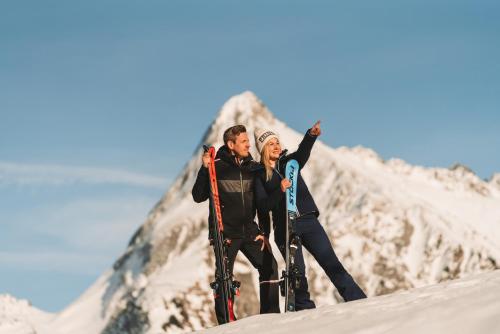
[254,121,366,310]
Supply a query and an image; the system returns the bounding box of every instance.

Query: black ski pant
[213,236,280,324]
[275,215,366,310]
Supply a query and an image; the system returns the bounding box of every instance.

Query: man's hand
[281,178,291,192]
[310,120,322,136]
[202,151,211,168]
[255,234,272,252]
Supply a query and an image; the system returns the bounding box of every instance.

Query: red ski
[204,145,239,323]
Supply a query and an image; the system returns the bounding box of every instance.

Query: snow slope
[197,269,500,334]
[1,91,499,333]
[0,295,52,334]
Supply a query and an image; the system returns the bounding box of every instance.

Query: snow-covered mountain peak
[214,91,275,125]
[199,90,278,153]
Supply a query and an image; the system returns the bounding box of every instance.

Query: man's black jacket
[254,130,319,237]
[192,145,263,239]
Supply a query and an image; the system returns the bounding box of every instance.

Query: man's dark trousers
[214,236,280,324]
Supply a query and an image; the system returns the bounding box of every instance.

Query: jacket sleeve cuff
[307,128,318,138]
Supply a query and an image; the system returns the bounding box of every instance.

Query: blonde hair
[260,143,274,182]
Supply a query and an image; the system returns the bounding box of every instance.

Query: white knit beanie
[254,128,279,154]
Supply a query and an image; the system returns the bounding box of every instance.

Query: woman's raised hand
[310,120,322,136]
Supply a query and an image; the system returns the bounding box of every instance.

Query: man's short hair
[223,125,247,145]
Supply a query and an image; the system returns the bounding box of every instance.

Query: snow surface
[196,269,500,334]
[3,270,500,334]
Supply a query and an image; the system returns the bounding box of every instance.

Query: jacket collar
[216,145,255,167]
[276,149,289,171]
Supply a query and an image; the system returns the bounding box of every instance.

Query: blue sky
[1,1,499,312]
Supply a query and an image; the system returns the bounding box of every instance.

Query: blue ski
[283,159,301,312]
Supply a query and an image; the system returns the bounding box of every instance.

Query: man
[191,125,280,324]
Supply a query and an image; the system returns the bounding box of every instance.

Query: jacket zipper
[239,163,246,236]
[240,170,245,210]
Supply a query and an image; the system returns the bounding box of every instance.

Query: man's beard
[231,149,249,159]
[238,151,249,158]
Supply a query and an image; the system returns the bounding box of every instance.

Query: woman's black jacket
[254,130,319,238]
